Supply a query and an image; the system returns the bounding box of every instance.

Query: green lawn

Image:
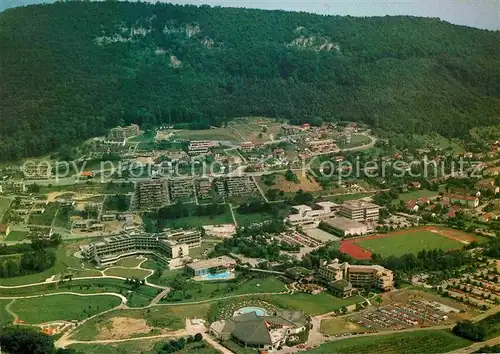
[69,341,217,354]
[4,230,29,241]
[162,213,234,228]
[174,128,241,142]
[397,189,440,202]
[129,131,156,143]
[0,197,12,221]
[0,299,14,327]
[343,134,372,149]
[103,267,151,279]
[305,329,472,354]
[0,278,159,308]
[72,306,184,341]
[11,294,121,324]
[28,202,59,226]
[161,276,287,303]
[355,231,463,257]
[269,293,363,316]
[325,192,374,203]
[115,257,145,268]
[234,211,274,226]
[0,240,93,285]
[414,133,465,154]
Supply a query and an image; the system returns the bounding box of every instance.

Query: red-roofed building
[80,171,94,178]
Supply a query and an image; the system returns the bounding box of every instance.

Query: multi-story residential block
[0,181,26,194]
[188,140,216,155]
[318,259,394,293]
[285,201,339,228]
[22,164,52,179]
[134,180,170,209]
[27,226,53,239]
[168,179,194,200]
[339,200,380,221]
[107,124,140,141]
[214,177,258,197]
[195,178,213,199]
[80,229,198,266]
[239,141,255,151]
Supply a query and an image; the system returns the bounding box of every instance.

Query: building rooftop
[324,217,366,230]
[186,256,236,271]
[341,200,381,209]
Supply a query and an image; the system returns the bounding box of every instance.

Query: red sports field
[340,226,479,260]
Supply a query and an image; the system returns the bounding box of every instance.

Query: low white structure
[286,201,338,228]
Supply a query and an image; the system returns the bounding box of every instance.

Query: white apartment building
[340,200,381,221]
[286,201,339,228]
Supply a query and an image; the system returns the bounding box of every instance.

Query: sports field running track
[340,226,478,260]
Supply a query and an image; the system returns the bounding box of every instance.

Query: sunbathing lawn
[270,293,364,316]
[103,267,151,279]
[4,230,29,241]
[11,294,121,324]
[355,231,463,257]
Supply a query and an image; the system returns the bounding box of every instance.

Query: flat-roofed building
[188,140,216,155]
[322,217,367,237]
[340,200,380,221]
[134,180,170,209]
[285,202,339,228]
[186,256,237,277]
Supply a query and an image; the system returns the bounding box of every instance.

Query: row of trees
[0,235,61,279]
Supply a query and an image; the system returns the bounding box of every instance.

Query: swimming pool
[200,271,233,281]
[236,306,267,317]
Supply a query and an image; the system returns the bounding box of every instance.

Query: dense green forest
[1,1,500,160]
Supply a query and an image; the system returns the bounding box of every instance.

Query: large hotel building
[318,260,394,292]
[81,229,201,266]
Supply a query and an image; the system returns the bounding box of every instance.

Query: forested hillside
[1,2,499,160]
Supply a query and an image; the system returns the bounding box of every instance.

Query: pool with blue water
[200,270,233,280]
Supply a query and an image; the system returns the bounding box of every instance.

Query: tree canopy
[1,1,500,160]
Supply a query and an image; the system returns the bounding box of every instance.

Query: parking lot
[349,299,460,331]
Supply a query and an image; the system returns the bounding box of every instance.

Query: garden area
[28,202,59,226]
